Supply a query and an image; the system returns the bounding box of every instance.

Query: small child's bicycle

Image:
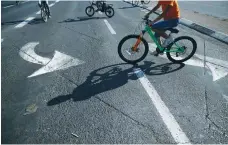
[118,17,197,64]
[85,1,114,18]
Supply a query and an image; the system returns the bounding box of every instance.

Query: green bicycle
[118,17,197,64]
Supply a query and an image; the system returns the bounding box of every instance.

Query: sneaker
[162,36,174,47]
[151,47,164,56]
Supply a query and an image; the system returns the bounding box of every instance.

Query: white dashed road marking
[14,2,58,29]
[49,3,55,7]
[133,68,191,144]
[36,10,41,15]
[104,19,116,34]
[3,5,14,8]
[15,17,35,28]
[223,94,228,102]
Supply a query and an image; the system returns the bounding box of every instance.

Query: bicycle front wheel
[105,6,114,18]
[85,6,95,17]
[166,36,197,63]
[143,0,150,4]
[41,7,48,22]
[118,35,149,64]
[132,0,139,6]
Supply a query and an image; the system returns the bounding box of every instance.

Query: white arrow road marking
[206,63,228,82]
[134,68,191,144]
[149,43,228,81]
[194,53,228,68]
[3,5,14,8]
[19,42,85,78]
[28,51,84,78]
[19,42,50,65]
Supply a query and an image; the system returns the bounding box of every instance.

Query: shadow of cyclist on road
[47,61,184,106]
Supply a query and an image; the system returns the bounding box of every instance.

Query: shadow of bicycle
[47,61,185,106]
[59,16,107,23]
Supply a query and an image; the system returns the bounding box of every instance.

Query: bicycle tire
[118,35,149,64]
[41,6,48,22]
[143,0,150,4]
[85,6,95,17]
[132,0,139,6]
[105,6,114,18]
[166,36,197,63]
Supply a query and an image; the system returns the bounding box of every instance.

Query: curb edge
[124,1,228,45]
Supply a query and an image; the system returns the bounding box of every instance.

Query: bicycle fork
[132,30,146,51]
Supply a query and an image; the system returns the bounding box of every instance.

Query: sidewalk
[127,1,228,45]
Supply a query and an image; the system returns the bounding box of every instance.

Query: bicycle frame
[133,24,184,53]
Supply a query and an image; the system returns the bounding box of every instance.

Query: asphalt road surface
[178,1,228,19]
[1,1,228,144]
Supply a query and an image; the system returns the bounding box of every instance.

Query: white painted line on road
[148,43,228,81]
[3,5,14,8]
[19,42,50,65]
[133,68,191,144]
[55,0,60,3]
[36,10,41,15]
[98,11,102,15]
[49,3,55,7]
[223,94,228,102]
[103,19,116,34]
[22,0,30,4]
[15,17,35,28]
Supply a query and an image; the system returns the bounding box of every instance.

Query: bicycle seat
[165,28,179,33]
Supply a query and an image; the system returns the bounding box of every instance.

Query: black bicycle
[85,1,114,18]
[132,0,150,6]
[39,1,50,22]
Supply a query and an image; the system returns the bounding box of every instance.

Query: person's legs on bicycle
[45,0,51,17]
[144,0,180,56]
[150,19,179,55]
[38,0,51,17]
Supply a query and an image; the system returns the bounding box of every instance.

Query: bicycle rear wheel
[105,6,114,18]
[118,35,149,64]
[132,0,139,6]
[142,0,150,4]
[166,36,197,63]
[85,6,95,17]
[41,6,48,22]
